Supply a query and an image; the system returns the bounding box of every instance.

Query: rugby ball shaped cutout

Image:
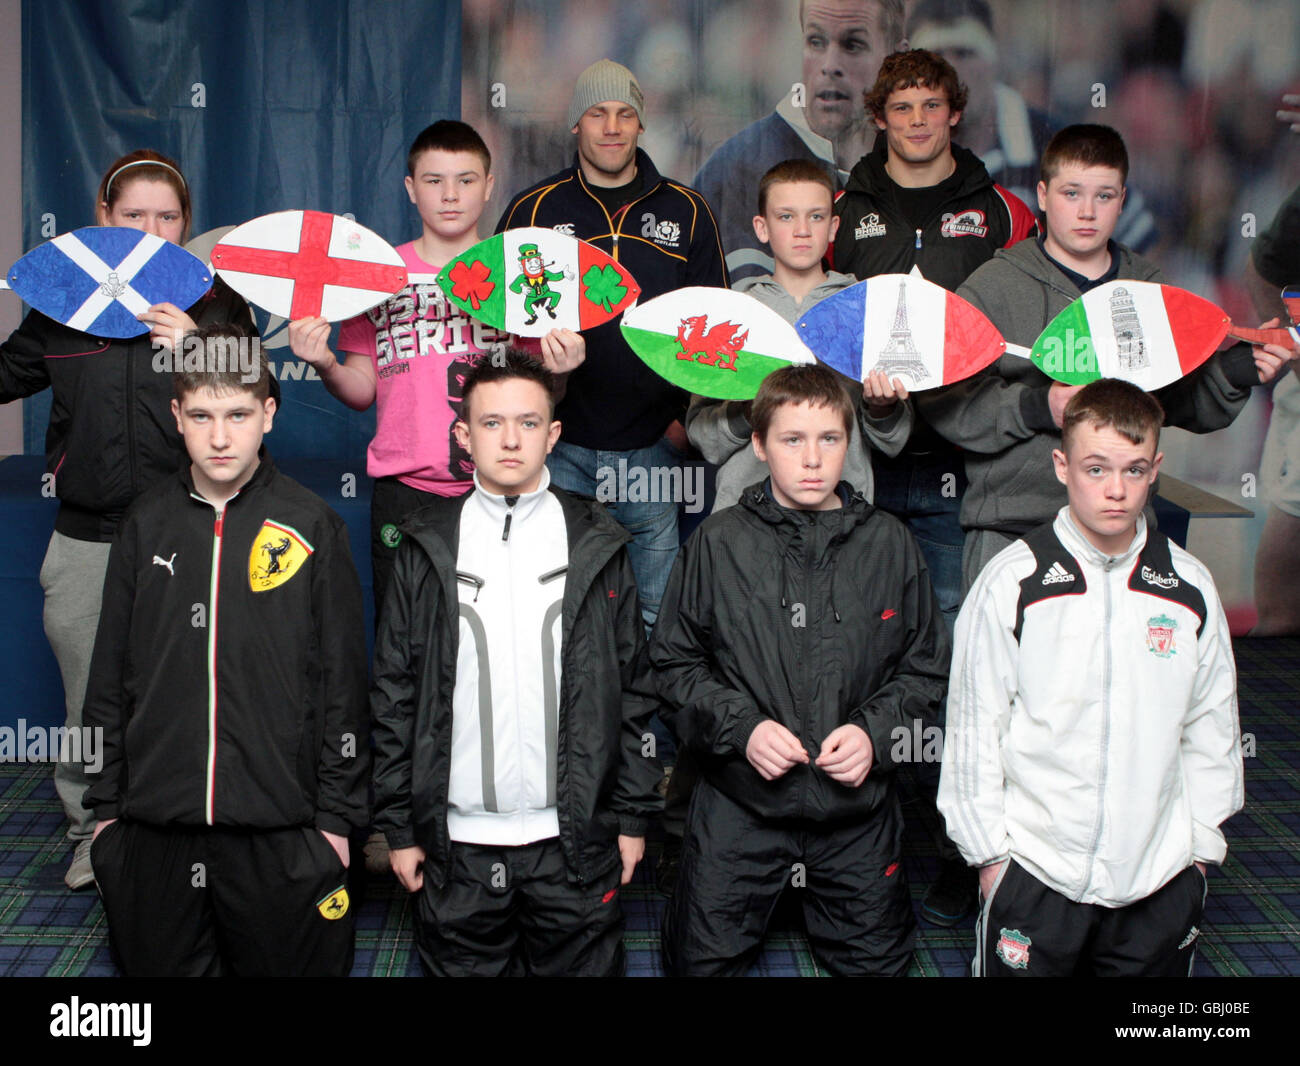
[7,227,213,338]
[438,227,641,337]
[1030,280,1229,388]
[795,273,1006,392]
[621,287,816,400]
[211,210,408,322]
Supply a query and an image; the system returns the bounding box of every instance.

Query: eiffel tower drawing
[870,281,930,383]
[1109,286,1148,371]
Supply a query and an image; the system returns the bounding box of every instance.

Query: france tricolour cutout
[6,227,213,339]
[795,273,1005,391]
[1030,281,1229,388]
[621,287,815,400]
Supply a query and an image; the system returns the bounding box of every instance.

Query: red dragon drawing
[675,316,749,372]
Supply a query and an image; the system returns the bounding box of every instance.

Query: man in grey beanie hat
[496,59,727,635]
[567,58,645,135]
[566,59,645,187]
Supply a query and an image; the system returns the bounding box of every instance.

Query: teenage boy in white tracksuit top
[372,351,661,977]
[938,379,1243,977]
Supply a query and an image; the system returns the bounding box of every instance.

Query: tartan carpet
[2,637,1296,977]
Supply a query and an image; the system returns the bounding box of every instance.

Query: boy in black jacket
[83,324,369,977]
[651,364,951,976]
[371,350,662,977]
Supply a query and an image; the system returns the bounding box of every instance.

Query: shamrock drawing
[582,264,627,313]
[448,259,495,310]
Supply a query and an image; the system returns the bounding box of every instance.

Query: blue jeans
[871,449,967,637]
[547,438,683,630]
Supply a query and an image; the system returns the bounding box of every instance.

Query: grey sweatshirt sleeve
[858,395,913,457]
[685,393,752,465]
[1155,343,1257,433]
[919,272,1059,453]
[918,362,1057,456]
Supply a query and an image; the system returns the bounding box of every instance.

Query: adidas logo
[1041,562,1075,586]
[1178,925,1200,950]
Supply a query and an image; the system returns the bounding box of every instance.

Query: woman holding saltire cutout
[0,149,253,890]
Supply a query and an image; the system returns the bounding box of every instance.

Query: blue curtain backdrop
[20,0,461,458]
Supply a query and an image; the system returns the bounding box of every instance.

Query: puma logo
[152,552,176,576]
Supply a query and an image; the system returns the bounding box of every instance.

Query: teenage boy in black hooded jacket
[651,364,950,976]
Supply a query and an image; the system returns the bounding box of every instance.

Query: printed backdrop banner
[20,0,460,459]
[460,0,1300,631]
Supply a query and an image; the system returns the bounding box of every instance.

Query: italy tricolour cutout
[437,226,640,337]
[621,287,816,399]
[794,272,1006,391]
[1030,281,1229,388]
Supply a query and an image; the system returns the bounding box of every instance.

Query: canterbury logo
[1042,562,1075,586]
[152,552,176,576]
[1141,565,1179,589]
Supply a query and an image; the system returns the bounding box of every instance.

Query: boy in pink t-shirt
[289,120,584,615]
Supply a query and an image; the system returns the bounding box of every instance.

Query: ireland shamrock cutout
[436,226,641,336]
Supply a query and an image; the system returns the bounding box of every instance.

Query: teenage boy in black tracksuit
[650,364,950,976]
[84,325,368,977]
[371,350,662,977]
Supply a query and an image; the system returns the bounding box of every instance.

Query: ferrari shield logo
[316,885,350,920]
[1146,613,1178,658]
[996,928,1031,970]
[248,519,314,592]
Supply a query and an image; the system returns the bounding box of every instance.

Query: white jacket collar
[1054,504,1147,568]
[470,466,552,522]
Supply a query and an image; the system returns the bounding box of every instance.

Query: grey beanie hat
[567,59,645,130]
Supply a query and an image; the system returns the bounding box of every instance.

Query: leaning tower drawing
[872,282,930,382]
[1109,286,1148,371]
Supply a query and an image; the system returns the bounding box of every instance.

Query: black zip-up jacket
[496,149,728,450]
[650,481,951,824]
[83,453,369,836]
[0,280,253,542]
[833,138,1038,293]
[370,487,663,887]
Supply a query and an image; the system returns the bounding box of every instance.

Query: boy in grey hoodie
[921,124,1295,590]
[686,159,911,513]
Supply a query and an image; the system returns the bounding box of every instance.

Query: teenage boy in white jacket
[938,379,1243,976]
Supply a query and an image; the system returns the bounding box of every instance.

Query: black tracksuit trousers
[92,819,355,977]
[976,859,1208,977]
[663,779,914,976]
[413,838,625,977]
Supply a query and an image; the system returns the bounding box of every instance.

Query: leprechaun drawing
[509,242,569,325]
